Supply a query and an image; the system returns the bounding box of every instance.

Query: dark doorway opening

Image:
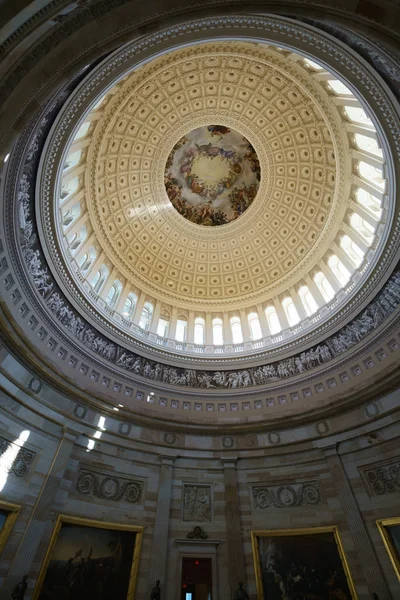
[180,557,212,600]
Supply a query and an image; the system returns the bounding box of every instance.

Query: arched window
[157,314,169,338]
[92,265,109,294]
[358,162,385,190]
[79,247,96,272]
[212,318,224,346]
[74,121,91,141]
[282,297,300,327]
[61,203,80,228]
[64,150,82,171]
[328,255,351,286]
[328,80,352,95]
[194,317,205,345]
[67,226,87,254]
[350,212,375,243]
[356,188,381,219]
[303,58,323,70]
[92,95,106,110]
[298,286,318,316]
[175,317,187,342]
[340,235,364,267]
[60,176,79,201]
[122,293,137,319]
[265,306,281,334]
[314,271,335,302]
[248,312,262,340]
[354,134,383,158]
[139,302,153,331]
[344,107,373,127]
[230,316,243,344]
[106,280,122,308]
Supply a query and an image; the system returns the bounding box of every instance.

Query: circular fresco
[164,125,261,226]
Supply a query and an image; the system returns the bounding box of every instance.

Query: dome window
[230,316,243,344]
[139,302,154,331]
[248,312,262,340]
[212,318,224,346]
[194,317,205,345]
[78,247,96,272]
[358,162,385,191]
[92,265,109,294]
[344,106,373,127]
[328,255,351,286]
[354,134,383,158]
[157,315,169,338]
[122,293,137,319]
[106,280,122,308]
[64,150,82,171]
[265,306,281,335]
[356,188,382,219]
[60,176,79,201]
[350,212,375,243]
[298,286,318,316]
[314,272,335,302]
[175,317,187,342]
[340,235,364,267]
[74,121,91,141]
[282,297,300,327]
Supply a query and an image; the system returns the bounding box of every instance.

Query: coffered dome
[44,41,388,359]
[2,13,399,425]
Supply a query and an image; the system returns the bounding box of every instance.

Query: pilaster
[324,446,392,600]
[222,458,245,596]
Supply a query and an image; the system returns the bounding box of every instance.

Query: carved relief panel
[182,484,212,522]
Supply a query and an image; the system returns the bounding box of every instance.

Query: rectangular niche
[182,484,212,522]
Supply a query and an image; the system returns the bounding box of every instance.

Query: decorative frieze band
[252,481,320,509]
[76,466,143,504]
[0,435,35,478]
[360,459,400,496]
[8,14,400,394]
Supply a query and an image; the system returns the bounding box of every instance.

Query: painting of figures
[377,518,400,580]
[251,527,357,600]
[0,501,20,555]
[164,124,260,226]
[34,516,143,600]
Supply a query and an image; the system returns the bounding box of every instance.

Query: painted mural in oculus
[164,125,260,225]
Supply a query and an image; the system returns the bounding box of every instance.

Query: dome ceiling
[0,12,398,424]
[86,43,341,307]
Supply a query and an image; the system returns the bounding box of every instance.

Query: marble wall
[0,365,400,600]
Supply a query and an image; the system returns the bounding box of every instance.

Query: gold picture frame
[251,526,358,600]
[376,517,400,581]
[0,500,20,556]
[33,514,143,600]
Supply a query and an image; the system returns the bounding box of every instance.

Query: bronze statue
[150,579,161,600]
[234,582,249,600]
[11,575,28,600]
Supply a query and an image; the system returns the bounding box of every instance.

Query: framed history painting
[0,500,20,555]
[33,515,143,600]
[251,526,357,600]
[377,517,400,580]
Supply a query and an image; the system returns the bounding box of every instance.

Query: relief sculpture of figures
[183,485,211,522]
[17,151,400,390]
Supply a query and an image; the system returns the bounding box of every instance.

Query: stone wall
[1,364,400,599]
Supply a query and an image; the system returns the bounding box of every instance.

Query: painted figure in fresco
[150,580,161,600]
[234,582,250,600]
[11,575,28,600]
[207,125,230,137]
